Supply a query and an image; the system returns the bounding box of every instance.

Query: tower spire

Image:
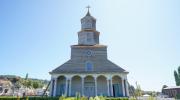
[79,7,99,45]
[86,5,91,16]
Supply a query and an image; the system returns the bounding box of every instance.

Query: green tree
[26,80,32,88]
[22,80,32,88]
[174,66,180,86]
[32,81,39,89]
[14,81,21,89]
[134,82,142,98]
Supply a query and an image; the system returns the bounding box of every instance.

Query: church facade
[49,10,129,97]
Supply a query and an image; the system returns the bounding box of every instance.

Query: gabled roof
[163,86,180,89]
[50,59,128,74]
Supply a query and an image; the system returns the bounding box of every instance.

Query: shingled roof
[50,59,128,74]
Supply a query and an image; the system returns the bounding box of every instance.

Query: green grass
[0,96,129,100]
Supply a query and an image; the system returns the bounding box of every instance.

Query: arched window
[85,61,93,71]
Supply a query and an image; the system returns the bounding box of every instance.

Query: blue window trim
[85,61,93,71]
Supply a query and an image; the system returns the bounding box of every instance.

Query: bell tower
[78,6,100,46]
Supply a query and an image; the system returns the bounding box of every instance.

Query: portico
[50,74,129,97]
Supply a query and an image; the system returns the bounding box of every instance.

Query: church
[49,9,129,97]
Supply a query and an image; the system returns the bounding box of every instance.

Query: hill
[0,75,49,89]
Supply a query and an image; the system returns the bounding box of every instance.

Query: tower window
[85,61,93,71]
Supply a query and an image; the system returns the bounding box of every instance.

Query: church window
[87,33,92,42]
[85,61,93,71]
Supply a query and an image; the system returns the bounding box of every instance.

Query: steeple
[86,5,91,16]
[81,6,96,30]
[78,6,100,46]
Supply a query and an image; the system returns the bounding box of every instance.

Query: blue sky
[0,0,180,91]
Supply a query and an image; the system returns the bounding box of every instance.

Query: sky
[0,0,180,92]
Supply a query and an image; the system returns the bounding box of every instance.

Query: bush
[89,97,94,100]
[75,92,80,100]
[59,95,65,100]
[94,96,100,100]
[0,96,61,100]
[176,94,180,99]
[81,96,88,100]
[0,97,130,100]
[105,97,129,100]
[98,96,106,100]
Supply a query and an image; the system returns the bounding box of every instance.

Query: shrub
[75,92,81,100]
[81,96,88,100]
[176,94,180,99]
[59,95,65,100]
[98,96,106,100]
[94,96,100,100]
[89,97,94,100]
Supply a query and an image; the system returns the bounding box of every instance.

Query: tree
[22,80,32,88]
[26,80,32,88]
[32,81,39,89]
[134,82,142,98]
[129,85,135,97]
[174,66,180,86]
[14,81,21,89]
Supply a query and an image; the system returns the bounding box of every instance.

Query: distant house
[162,86,180,98]
[0,79,11,88]
[0,79,12,95]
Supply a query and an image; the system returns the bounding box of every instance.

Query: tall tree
[174,66,180,86]
[135,82,142,97]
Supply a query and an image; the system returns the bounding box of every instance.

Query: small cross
[86,5,91,11]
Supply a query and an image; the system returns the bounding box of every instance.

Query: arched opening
[84,75,95,97]
[112,76,123,97]
[97,75,108,96]
[56,76,66,96]
[71,75,82,96]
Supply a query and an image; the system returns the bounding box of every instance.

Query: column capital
[80,75,86,78]
[52,76,58,79]
[108,77,112,80]
[93,75,98,79]
[54,78,58,81]
[94,76,97,80]
[67,77,72,80]
[106,78,111,81]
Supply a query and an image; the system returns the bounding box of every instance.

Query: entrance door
[59,84,65,96]
[84,86,95,97]
[84,82,95,97]
[113,84,123,97]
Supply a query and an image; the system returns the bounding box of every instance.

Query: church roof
[50,59,128,74]
[81,8,96,21]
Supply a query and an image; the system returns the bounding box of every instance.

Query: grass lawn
[0,96,129,100]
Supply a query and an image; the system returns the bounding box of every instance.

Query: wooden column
[68,78,72,96]
[125,79,129,96]
[53,78,57,97]
[122,79,125,96]
[94,77,97,96]
[65,78,68,96]
[110,78,113,97]
[81,77,84,96]
[107,79,110,96]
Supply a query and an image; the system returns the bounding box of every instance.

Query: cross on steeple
[86,5,91,11]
